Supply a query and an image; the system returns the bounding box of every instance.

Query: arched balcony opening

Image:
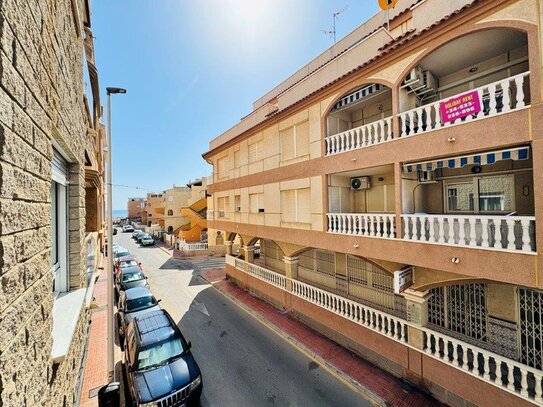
[399,28,529,137]
[325,83,393,156]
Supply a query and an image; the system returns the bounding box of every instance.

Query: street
[114,232,371,407]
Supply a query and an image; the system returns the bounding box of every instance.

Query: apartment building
[0,0,105,405]
[162,181,207,234]
[203,0,543,405]
[127,197,145,219]
[141,192,165,227]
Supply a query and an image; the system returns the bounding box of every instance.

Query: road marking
[190,300,210,317]
[212,285,386,407]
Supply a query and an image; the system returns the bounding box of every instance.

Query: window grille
[260,240,285,275]
[428,283,487,342]
[298,250,336,291]
[519,288,543,369]
[346,255,405,317]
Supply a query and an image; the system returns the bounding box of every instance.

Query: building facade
[204,0,543,405]
[127,197,145,219]
[142,192,165,227]
[0,0,105,406]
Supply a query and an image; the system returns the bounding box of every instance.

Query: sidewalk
[79,261,122,407]
[201,267,440,407]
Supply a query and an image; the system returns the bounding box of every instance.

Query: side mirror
[186,341,192,350]
[157,299,162,303]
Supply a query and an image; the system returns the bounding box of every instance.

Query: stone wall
[0,0,97,406]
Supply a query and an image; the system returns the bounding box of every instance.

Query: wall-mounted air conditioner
[235,206,241,212]
[351,177,371,191]
[418,169,441,183]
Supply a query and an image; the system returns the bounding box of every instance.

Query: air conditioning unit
[351,177,371,190]
[402,66,423,87]
[234,206,241,212]
[418,170,440,183]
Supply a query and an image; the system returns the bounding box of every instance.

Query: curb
[201,274,388,407]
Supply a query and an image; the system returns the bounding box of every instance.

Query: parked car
[115,267,149,300]
[132,230,142,239]
[117,287,161,342]
[114,249,132,261]
[123,224,135,232]
[136,230,147,242]
[124,310,202,406]
[114,255,141,274]
[140,235,155,246]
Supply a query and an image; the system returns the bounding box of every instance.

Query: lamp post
[106,87,126,382]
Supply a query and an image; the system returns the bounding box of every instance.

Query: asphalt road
[114,232,371,407]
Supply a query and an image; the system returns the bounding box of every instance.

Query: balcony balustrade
[327,213,396,239]
[401,214,536,253]
[399,71,530,138]
[325,117,393,156]
[226,255,543,404]
[179,240,208,251]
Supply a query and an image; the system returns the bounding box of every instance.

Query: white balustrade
[327,213,396,239]
[233,257,286,289]
[325,117,392,156]
[291,278,408,344]
[399,71,530,138]
[229,256,543,404]
[225,254,236,266]
[179,240,209,251]
[423,329,543,405]
[401,214,536,253]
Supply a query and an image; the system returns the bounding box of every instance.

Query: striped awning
[333,84,383,111]
[403,146,530,173]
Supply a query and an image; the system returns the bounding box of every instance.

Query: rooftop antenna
[322,6,348,43]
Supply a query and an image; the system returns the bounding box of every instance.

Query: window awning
[333,83,383,111]
[403,146,530,173]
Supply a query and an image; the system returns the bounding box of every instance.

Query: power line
[112,183,151,191]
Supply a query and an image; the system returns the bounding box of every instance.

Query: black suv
[124,310,202,406]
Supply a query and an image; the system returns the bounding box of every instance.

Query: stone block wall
[0,0,97,406]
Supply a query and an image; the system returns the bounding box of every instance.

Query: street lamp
[106,86,126,382]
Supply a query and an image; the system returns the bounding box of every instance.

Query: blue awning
[333,84,383,111]
[403,146,530,173]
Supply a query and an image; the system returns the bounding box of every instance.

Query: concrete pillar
[225,240,233,256]
[402,288,432,351]
[243,245,255,263]
[283,256,299,292]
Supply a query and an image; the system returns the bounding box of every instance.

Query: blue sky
[92,1,381,210]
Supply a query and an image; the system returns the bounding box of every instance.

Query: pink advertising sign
[439,90,481,123]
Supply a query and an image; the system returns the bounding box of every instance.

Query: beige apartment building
[204,0,543,405]
[127,197,145,219]
[141,192,165,227]
[162,180,207,234]
[0,0,105,405]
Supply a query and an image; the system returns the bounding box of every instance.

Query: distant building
[204,1,543,406]
[127,197,145,219]
[0,0,105,405]
[142,192,165,227]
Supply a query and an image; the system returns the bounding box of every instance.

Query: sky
[92,1,382,210]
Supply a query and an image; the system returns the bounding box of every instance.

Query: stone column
[242,245,255,263]
[402,288,432,351]
[225,240,233,256]
[283,256,299,292]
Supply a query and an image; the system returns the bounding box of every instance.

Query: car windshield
[126,295,157,312]
[122,271,145,282]
[115,251,131,259]
[143,237,152,240]
[120,260,138,268]
[137,338,184,369]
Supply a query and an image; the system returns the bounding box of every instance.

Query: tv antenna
[321,6,348,43]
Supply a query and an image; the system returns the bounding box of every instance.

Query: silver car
[117,286,161,341]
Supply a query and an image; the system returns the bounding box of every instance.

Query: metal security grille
[519,288,543,369]
[260,240,285,274]
[346,255,406,317]
[298,250,336,291]
[428,284,487,342]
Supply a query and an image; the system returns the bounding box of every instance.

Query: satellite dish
[378,0,398,10]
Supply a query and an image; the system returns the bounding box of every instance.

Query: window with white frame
[281,188,311,223]
[217,196,229,218]
[249,193,263,213]
[51,149,68,293]
[445,174,514,214]
[280,121,310,161]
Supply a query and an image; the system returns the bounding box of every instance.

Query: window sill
[51,288,87,363]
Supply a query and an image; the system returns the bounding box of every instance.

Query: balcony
[325,83,393,156]
[327,213,396,239]
[398,71,530,138]
[402,214,535,253]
